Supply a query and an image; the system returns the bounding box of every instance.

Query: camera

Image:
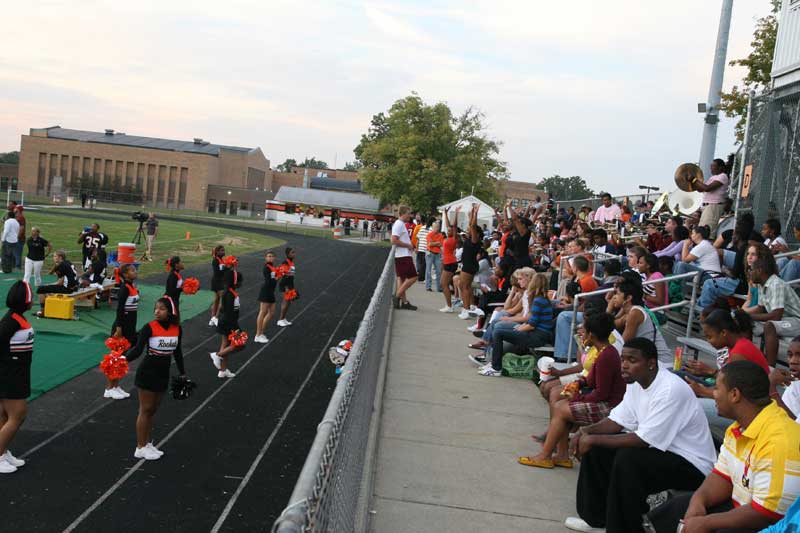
[132,211,148,223]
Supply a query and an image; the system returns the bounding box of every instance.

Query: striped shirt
[416,226,430,252]
[527,297,554,333]
[713,402,800,520]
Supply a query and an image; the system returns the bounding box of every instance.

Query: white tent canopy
[437,195,495,232]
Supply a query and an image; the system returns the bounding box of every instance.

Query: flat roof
[34,126,255,157]
[273,186,380,213]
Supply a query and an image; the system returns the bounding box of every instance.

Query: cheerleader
[106,264,138,400]
[208,246,226,327]
[123,297,186,461]
[210,263,245,378]
[0,281,34,474]
[277,247,298,327]
[254,251,277,344]
[164,256,184,318]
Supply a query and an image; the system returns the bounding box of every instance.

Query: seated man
[675,225,722,280]
[563,337,717,533]
[35,250,78,317]
[746,258,800,367]
[779,223,800,282]
[649,360,800,533]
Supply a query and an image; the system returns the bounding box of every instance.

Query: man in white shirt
[564,337,716,533]
[391,205,418,310]
[592,193,621,224]
[674,225,722,278]
[2,214,20,272]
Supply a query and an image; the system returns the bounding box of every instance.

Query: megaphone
[667,189,703,215]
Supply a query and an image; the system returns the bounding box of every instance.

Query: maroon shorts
[569,400,613,426]
[394,256,418,281]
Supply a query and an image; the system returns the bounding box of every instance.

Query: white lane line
[61,252,371,533]
[209,259,379,533]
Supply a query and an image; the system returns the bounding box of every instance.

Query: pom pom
[104,336,131,353]
[228,330,248,347]
[182,277,200,295]
[283,288,298,302]
[560,381,580,399]
[276,264,290,278]
[222,255,238,268]
[100,351,129,380]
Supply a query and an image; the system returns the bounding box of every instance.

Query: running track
[1,220,388,532]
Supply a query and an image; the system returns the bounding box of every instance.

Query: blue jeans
[781,258,800,282]
[425,252,442,291]
[673,261,702,277]
[721,249,736,270]
[13,241,23,268]
[491,327,552,370]
[554,310,584,360]
[698,276,741,308]
[482,314,515,342]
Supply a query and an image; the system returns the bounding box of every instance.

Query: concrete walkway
[370,284,577,533]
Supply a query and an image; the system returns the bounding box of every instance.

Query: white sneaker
[134,446,162,461]
[114,387,130,398]
[103,388,115,399]
[478,366,502,377]
[439,306,454,313]
[467,324,480,333]
[254,334,269,344]
[218,369,236,378]
[104,388,126,400]
[277,319,290,327]
[468,307,485,317]
[564,517,605,532]
[0,457,17,474]
[146,443,164,457]
[458,310,471,320]
[468,354,488,367]
[285,320,293,326]
[1,451,24,467]
[208,316,218,327]
[210,352,222,369]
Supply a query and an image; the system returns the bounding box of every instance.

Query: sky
[0,0,776,195]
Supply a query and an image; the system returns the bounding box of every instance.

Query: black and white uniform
[210,256,225,292]
[125,320,184,393]
[112,282,139,346]
[258,263,278,303]
[217,287,240,336]
[36,260,78,295]
[278,259,297,297]
[0,311,34,399]
[165,270,183,313]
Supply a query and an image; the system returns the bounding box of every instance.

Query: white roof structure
[438,195,495,229]
[273,186,381,213]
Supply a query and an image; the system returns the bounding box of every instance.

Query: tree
[535,175,595,201]
[719,0,781,144]
[354,94,506,213]
[300,157,329,169]
[342,160,363,172]
[276,158,298,172]
[0,151,19,164]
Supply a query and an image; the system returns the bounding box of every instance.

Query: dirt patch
[221,236,246,246]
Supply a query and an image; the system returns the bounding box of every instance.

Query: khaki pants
[145,234,155,253]
[698,202,724,237]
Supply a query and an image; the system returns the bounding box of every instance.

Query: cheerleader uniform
[112,281,139,346]
[165,270,183,313]
[258,262,278,303]
[0,312,34,400]
[217,286,240,336]
[278,258,298,299]
[125,320,185,393]
[211,256,225,292]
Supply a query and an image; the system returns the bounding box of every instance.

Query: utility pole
[698,0,734,176]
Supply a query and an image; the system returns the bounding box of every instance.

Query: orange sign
[741,164,753,198]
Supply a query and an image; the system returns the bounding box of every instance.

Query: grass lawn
[21,208,285,278]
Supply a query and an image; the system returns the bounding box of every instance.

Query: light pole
[638,185,660,204]
[698,0,734,177]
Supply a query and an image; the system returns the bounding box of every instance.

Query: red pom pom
[283,288,298,302]
[276,264,290,279]
[182,277,200,295]
[228,330,248,347]
[99,351,129,380]
[222,255,238,269]
[104,336,131,353]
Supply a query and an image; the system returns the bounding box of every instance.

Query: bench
[68,279,117,309]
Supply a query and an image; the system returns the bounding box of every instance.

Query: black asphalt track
[1,216,389,532]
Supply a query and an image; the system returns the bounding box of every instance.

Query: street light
[638,185,660,204]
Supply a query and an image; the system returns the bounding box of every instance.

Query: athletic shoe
[254,334,269,343]
[0,457,17,474]
[134,446,162,461]
[439,306,454,313]
[1,451,24,468]
[392,295,400,309]
[466,324,480,333]
[146,443,164,457]
[210,352,222,369]
[103,388,115,399]
[478,366,502,377]
[468,354,487,366]
[208,316,218,327]
[277,319,290,327]
[104,388,126,400]
[564,517,605,532]
[467,307,485,317]
[458,310,471,320]
[218,369,236,378]
[114,387,130,398]
[400,302,418,311]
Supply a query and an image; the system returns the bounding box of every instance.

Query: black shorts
[37,284,74,295]
[461,262,478,275]
[217,321,238,336]
[258,285,276,303]
[0,355,31,399]
[443,263,458,273]
[211,278,224,292]
[135,355,171,393]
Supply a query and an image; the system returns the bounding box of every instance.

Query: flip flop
[518,456,554,469]
[553,458,574,469]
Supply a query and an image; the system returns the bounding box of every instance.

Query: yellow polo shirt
[712,401,800,519]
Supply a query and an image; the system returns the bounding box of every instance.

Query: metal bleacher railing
[272,248,395,533]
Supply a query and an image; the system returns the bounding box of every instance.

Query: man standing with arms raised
[391,206,418,310]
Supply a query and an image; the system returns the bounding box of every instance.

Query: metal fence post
[734,90,756,220]
[685,271,701,343]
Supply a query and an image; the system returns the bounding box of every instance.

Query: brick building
[0,163,19,192]
[497,179,548,208]
[17,126,270,214]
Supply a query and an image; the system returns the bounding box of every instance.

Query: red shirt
[574,345,625,406]
[728,338,770,375]
[442,237,458,265]
[578,274,599,293]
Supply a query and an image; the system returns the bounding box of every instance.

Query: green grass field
[21,208,285,278]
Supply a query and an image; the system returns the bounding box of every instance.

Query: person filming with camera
[144,213,158,261]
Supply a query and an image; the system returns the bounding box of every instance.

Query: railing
[272,248,395,533]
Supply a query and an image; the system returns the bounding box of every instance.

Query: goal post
[6,188,24,207]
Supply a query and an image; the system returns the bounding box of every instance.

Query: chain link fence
[272,248,394,533]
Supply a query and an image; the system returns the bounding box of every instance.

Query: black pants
[577,446,706,533]
[648,494,756,533]
[416,251,426,282]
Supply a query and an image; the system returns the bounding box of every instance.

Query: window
[207,198,216,213]
[229,202,238,215]
[240,202,249,211]
[0,177,8,190]
[218,200,227,214]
